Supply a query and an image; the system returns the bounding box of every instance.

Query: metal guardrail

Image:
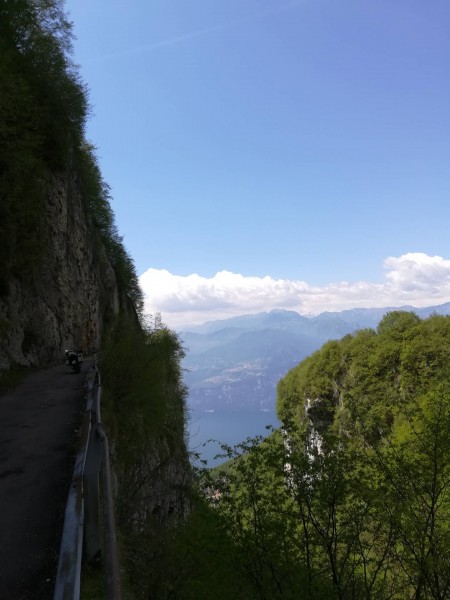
[53,363,121,600]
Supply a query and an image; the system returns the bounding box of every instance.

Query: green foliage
[0,0,86,286]
[0,0,87,165]
[121,495,251,600]
[101,315,188,521]
[376,310,421,338]
[99,314,193,595]
[272,312,450,599]
[0,42,48,288]
[377,384,450,599]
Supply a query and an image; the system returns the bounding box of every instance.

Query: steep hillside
[0,1,142,371]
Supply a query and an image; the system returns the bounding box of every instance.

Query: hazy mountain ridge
[182,303,450,411]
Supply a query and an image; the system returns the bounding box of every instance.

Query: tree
[200,432,319,599]
[377,384,450,599]
[377,311,421,339]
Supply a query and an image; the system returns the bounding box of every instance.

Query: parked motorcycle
[65,349,83,373]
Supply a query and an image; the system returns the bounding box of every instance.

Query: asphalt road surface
[0,360,90,600]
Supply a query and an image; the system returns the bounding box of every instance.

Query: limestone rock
[0,170,120,370]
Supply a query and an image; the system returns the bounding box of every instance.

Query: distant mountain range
[181,303,450,411]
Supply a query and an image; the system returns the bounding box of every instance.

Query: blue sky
[65,0,450,328]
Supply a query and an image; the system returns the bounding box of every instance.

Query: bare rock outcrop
[0,169,120,370]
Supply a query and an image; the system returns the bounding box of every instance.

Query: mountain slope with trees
[275,311,450,598]
[196,312,450,599]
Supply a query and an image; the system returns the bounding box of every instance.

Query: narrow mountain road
[0,360,90,600]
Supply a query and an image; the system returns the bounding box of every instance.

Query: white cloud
[139,253,450,330]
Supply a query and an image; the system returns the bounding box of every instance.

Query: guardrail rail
[53,362,121,600]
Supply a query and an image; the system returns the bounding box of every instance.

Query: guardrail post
[83,423,103,562]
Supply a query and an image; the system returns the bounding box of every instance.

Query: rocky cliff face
[0,168,120,371]
[116,437,191,530]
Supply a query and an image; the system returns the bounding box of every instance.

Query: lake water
[187,408,280,467]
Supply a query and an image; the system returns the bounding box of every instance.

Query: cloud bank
[139,253,450,329]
